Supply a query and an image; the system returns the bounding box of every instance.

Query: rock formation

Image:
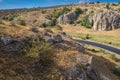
[89,10,120,31]
[57,11,78,24]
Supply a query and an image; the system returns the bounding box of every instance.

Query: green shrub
[75,8,83,15]
[85,34,91,39]
[39,22,47,27]
[54,24,62,30]
[99,49,106,53]
[19,20,26,26]
[24,36,52,58]
[106,3,110,9]
[109,54,117,61]
[41,10,46,14]
[57,7,71,17]
[96,1,100,3]
[81,15,91,28]
[30,27,39,33]
[4,14,18,21]
[112,66,120,77]
[49,7,71,24]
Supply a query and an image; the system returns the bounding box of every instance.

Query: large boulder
[57,11,78,24]
[89,10,120,31]
[0,35,24,54]
[51,34,63,43]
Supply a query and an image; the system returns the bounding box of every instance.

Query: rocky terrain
[89,10,120,31]
[0,2,120,80]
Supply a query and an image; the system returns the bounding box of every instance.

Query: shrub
[41,10,46,14]
[75,8,83,15]
[4,14,18,21]
[54,24,62,30]
[81,15,91,28]
[112,66,120,77]
[30,27,39,33]
[24,36,52,58]
[19,20,26,26]
[85,34,91,39]
[106,3,110,9]
[39,22,47,27]
[48,7,71,26]
[109,54,117,61]
[96,1,100,3]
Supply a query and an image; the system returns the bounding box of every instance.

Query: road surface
[74,39,120,55]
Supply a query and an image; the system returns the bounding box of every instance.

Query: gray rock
[0,35,24,54]
[1,35,14,45]
[44,36,53,45]
[1,41,24,53]
[86,10,93,15]
[57,11,78,24]
[87,56,99,80]
[51,34,63,43]
[89,10,120,31]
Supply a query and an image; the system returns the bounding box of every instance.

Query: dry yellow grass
[0,21,31,37]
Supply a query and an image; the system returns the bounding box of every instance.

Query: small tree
[106,3,110,9]
[96,1,100,4]
[81,15,91,28]
[75,8,83,15]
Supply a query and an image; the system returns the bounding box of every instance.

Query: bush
[75,8,83,15]
[24,36,52,58]
[19,20,26,26]
[50,7,71,21]
[30,27,39,33]
[109,54,117,61]
[112,66,120,77]
[96,1,100,3]
[39,22,47,27]
[54,24,62,30]
[81,15,91,28]
[106,3,110,9]
[85,34,91,39]
[3,14,18,21]
[41,10,46,14]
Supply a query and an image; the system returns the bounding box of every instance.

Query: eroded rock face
[0,35,24,54]
[57,11,78,24]
[89,11,120,31]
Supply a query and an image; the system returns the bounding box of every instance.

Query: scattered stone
[51,34,63,43]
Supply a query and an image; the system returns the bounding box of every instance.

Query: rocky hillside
[0,3,120,80]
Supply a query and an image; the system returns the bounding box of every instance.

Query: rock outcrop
[89,10,120,31]
[57,11,78,24]
[0,35,24,54]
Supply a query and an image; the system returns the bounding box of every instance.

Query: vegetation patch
[80,15,91,28]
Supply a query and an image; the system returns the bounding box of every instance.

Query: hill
[0,2,120,80]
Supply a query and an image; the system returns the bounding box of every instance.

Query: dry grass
[0,21,31,37]
[62,25,120,48]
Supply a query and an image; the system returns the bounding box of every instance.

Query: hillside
[0,2,120,80]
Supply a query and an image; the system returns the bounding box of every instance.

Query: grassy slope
[62,25,120,48]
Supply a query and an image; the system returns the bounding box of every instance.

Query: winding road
[74,38,120,55]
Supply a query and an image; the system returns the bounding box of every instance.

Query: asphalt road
[74,39,120,55]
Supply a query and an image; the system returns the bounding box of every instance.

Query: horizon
[0,0,120,10]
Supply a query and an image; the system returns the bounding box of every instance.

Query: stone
[1,35,14,45]
[1,41,24,53]
[51,34,63,43]
[89,10,120,31]
[44,36,53,45]
[57,11,78,24]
